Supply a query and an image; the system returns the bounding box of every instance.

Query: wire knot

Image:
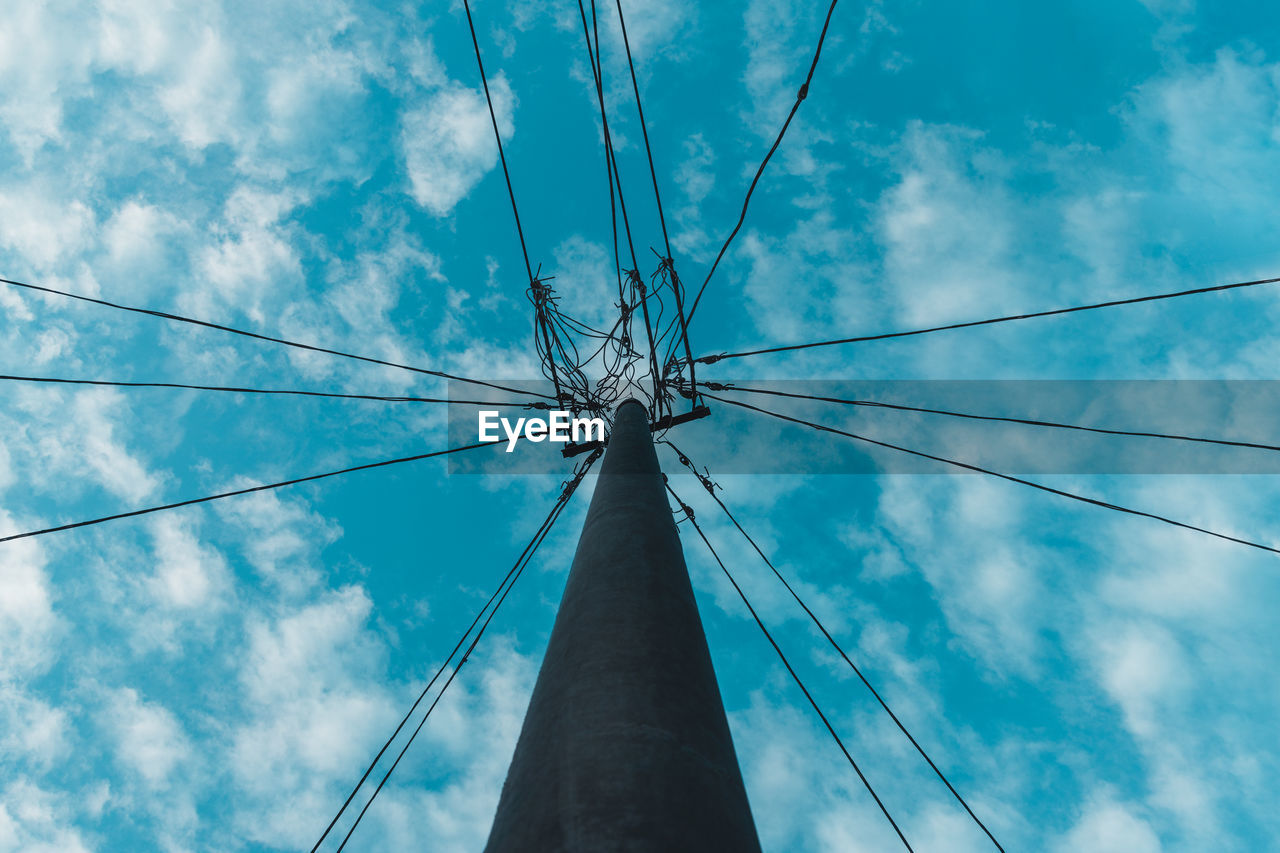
[798,82,809,101]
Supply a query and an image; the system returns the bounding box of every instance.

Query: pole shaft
[485,400,761,852]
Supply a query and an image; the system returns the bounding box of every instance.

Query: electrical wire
[0,277,550,400]
[703,391,1280,556]
[461,0,535,285]
[685,0,841,326]
[571,0,678,417]
[662,440,1004,851]
[462,0,582,411]
[704,382,1280,455]
[610,0,698,408]
[614,0,672,258]
[696,274,1280,364]
[0,374,550,408]
[329,450,599,851]
[666,479,914,852]
[0,442,496,544]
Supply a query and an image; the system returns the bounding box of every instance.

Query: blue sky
[3,0,1280,850]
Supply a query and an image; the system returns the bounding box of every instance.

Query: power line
[459,0,578,410]
[703,392,1280,556]
[612,0,700,407]
[0,374,550,408]
[331,452,598,851]
[666,480,915,852]
[577,0,640,274]
[685,0,841,326]
[312,450,599,852]
[614,0,672,260]
[696,274,1280,364]
[1,277,552,400]
[461,0,535,286]
[0,442,495,544]
[583,0,625,307]
[705,382,1280,454]
[663,441,1004,851]
[575,0,667,417]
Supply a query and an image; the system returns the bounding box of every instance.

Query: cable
[685,0,840,326]
[696,274,1280,364]
[666,480,914,852]
[705,382,1280,455]
[614,0,672,257]
[311,449,599,852]
[461,0,579,410]
[0,442,496,544]
[586,0,625,309]
[662,261,700,412]
[1,277,551,400]
[574,0,666,417]
[0,374,550,408]
[663,441,1004,851]
[704,391,1280,556]
[613,0,702,408]
[331,450,600,851]
[461,0,535,285]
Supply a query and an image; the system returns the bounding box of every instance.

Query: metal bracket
[561,405,711,458]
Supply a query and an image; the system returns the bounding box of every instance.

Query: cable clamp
[798,82,809,101]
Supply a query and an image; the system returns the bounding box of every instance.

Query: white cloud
[187,184,306,326]
[1054,795,1163,853]
[230,584,397,848]
[598,0,694,64]
[102,200,182,267]
[0,512,59,680]
[156,26,243,151]
[0,183,96,273]
[105,687,191,788]
[214,488,341,595]
[0,2,94,160]
[1092,621,1188,740]
[874,476,1052,678]
[1133,49,1280,214]
[69,389,161,503]
[99,199,188,297]
[401,76,515,217]
[0,780,93,853]
[738,208,873,346]
[351,637,539,853]
[147,515,230,611]
[546,235,617,333]
[677,133,716,206]
[877,124,1021,329]
[0,686,69,772]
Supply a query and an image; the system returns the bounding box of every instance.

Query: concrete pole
[484,399,762,852]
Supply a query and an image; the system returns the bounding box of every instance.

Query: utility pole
[484,399,762,852]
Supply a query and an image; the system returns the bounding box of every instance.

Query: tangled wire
[527,252,695,427]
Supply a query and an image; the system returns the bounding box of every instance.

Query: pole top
[616,398,647,413]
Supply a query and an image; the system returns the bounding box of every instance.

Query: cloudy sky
[3,0,1280,850]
